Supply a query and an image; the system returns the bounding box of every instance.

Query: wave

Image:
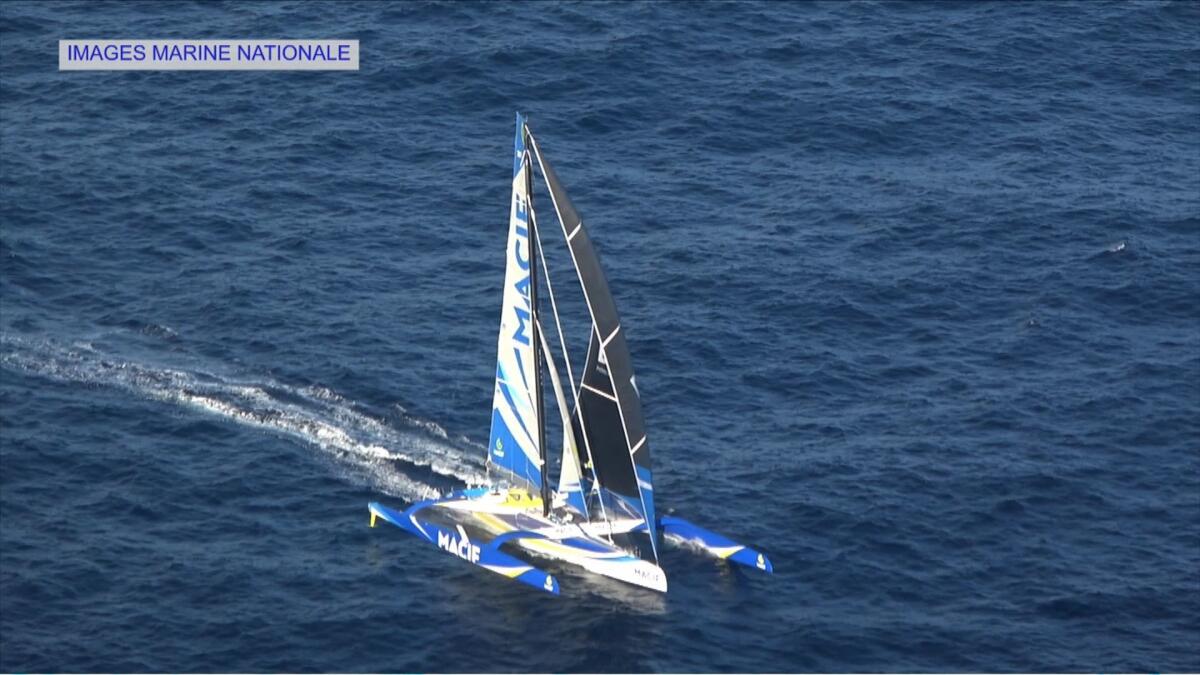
[0,333,489,501]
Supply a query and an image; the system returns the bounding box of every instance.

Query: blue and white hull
[370,488,668,594]
[369,488,771,595]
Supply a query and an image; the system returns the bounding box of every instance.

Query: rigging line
[528,129,655,559]
[522,140,549,515]
[530,203,579,423]
[575,335,599,479]
[575,334,605,500]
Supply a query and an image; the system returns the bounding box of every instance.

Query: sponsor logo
[756,553,766,570]
[632,566,664,586]
[510,191,533,346]
[437,524,481,564]
[543,576,554,591]
[537,525,581,540]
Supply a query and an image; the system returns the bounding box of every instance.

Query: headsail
[537,323,589,518]
[486,113,542,490]
[528,132,659,560]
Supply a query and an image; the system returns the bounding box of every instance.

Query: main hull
[370,487,668,594]
[441,492,668,593]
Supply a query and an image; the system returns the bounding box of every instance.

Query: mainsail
[486,113,542,490]
[528,131,659,560]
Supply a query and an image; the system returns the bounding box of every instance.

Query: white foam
[0,334,488,500]
[664,532,713,555]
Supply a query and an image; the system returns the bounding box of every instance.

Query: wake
[0,334,488,501]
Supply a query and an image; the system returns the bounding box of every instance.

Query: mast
[525,123,550,516]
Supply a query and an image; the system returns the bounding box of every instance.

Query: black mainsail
[528,131,659,560]
[571,329,638,500]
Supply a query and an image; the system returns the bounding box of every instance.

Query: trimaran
[368,114,773,595]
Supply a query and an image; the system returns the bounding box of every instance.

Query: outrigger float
[369,114,773,595]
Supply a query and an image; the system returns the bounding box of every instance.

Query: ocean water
[2,1,1198,672]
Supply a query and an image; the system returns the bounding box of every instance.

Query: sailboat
[367,113,773,595]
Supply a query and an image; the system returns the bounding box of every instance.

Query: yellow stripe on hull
[471,511,627,560]
[463,504,668,592]
[482,563,532,579]
[473,511,514,536]
[711,545,744,559]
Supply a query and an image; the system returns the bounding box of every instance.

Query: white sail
[485,114,541,489]
[536,323,589,517]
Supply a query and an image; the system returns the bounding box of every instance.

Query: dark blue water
[2,1,1198,671]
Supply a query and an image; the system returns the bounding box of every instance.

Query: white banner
[59,40,359,71]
